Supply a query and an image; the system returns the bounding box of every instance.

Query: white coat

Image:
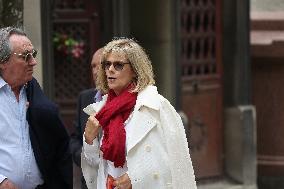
[81,85,197,189]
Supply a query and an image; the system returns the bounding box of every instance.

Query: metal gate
[179,0,223,179]
[52,0,102,133]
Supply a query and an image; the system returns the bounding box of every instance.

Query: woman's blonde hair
[96,38,155,93]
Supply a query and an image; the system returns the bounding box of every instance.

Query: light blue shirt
[0,77,43,189]
[94,90,103,102]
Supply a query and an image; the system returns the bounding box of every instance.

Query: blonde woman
[81,38,197,189]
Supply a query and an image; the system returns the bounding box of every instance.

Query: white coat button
[166,182,172,188]
[145,145,151,152]
[153,172,159,179]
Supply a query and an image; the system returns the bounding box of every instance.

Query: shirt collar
[95,90,103,102]
[0,76,28,91]
[0,76,7,89]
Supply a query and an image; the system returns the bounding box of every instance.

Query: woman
[81,38,197,189]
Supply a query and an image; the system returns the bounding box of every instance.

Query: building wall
[23,0,43,87]
[223,0,257,188]
[251,0,284,188]
[128,0,178,105]
[251,0,284,11]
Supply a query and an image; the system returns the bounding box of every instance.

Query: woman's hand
[0,179,19,189]
[113,173,132,189]
[84,114,101,145]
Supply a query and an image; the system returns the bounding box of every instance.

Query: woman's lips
[107,77,116,82]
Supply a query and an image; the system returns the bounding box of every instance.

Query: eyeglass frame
[101,60,130,71]
[13,49,37,63]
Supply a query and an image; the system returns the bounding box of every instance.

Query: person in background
[70,48,103,189]
[81,38,197,189]
[0,26,72,189]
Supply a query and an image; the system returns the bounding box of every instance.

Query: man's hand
[0,179,19,189]
[113,173,132,189]
[84,114,101,145]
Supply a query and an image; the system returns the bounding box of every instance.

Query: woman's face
[104,52,136,95]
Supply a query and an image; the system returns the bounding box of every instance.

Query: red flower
[53,32,85,60]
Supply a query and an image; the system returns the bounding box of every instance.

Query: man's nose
[28,56,37,66]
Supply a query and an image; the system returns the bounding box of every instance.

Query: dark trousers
[81,176,88,189]
[35,184,45,189]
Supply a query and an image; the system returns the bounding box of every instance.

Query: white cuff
[82,134,101,166]
[0,175,7,184]
[83,133,100,157]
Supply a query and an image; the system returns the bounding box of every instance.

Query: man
[70,48,103,189]
[0,27,72,189]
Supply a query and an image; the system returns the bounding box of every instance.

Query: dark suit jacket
[26,78,73,189]
[70,89,96,189]
[70,89,97,166]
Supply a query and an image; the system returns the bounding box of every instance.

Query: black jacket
[70,89,96,189]
[70,88,96,166]
[26,78,73,189]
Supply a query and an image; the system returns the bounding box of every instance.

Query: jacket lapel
[126,86,161,153]
[126,109,157,153]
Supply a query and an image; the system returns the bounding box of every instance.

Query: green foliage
[53,32,85,61]
[0,0,23,27]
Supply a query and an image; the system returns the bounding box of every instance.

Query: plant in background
[53,32,85,61]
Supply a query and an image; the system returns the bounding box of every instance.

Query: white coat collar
[135,85,160,111]
[83,85,160,116]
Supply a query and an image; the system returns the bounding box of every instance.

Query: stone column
[223,0,257,188]
[23,0,43,87]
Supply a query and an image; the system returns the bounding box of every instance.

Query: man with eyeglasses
[70,48,103,189]
[0,27,72,189]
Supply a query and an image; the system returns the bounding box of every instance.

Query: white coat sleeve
[81,95,107,189]
[81,135,100,189]
[0,175,7,184]
[159,97,197,189]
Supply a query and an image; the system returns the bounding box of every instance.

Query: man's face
[0,34,37,88]
[91,49,102,82]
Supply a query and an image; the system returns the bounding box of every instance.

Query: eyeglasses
[101,61,130,71]
[13,49,37,63]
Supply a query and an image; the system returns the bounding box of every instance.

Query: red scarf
[95,85,137,167]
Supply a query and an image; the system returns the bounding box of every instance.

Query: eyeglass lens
[25,50,37,62]
[102,61,129,71]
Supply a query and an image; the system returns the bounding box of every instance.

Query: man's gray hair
[0,26,26,63]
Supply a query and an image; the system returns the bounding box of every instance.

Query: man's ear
[0,62,8,75]
[0,62,5,71]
